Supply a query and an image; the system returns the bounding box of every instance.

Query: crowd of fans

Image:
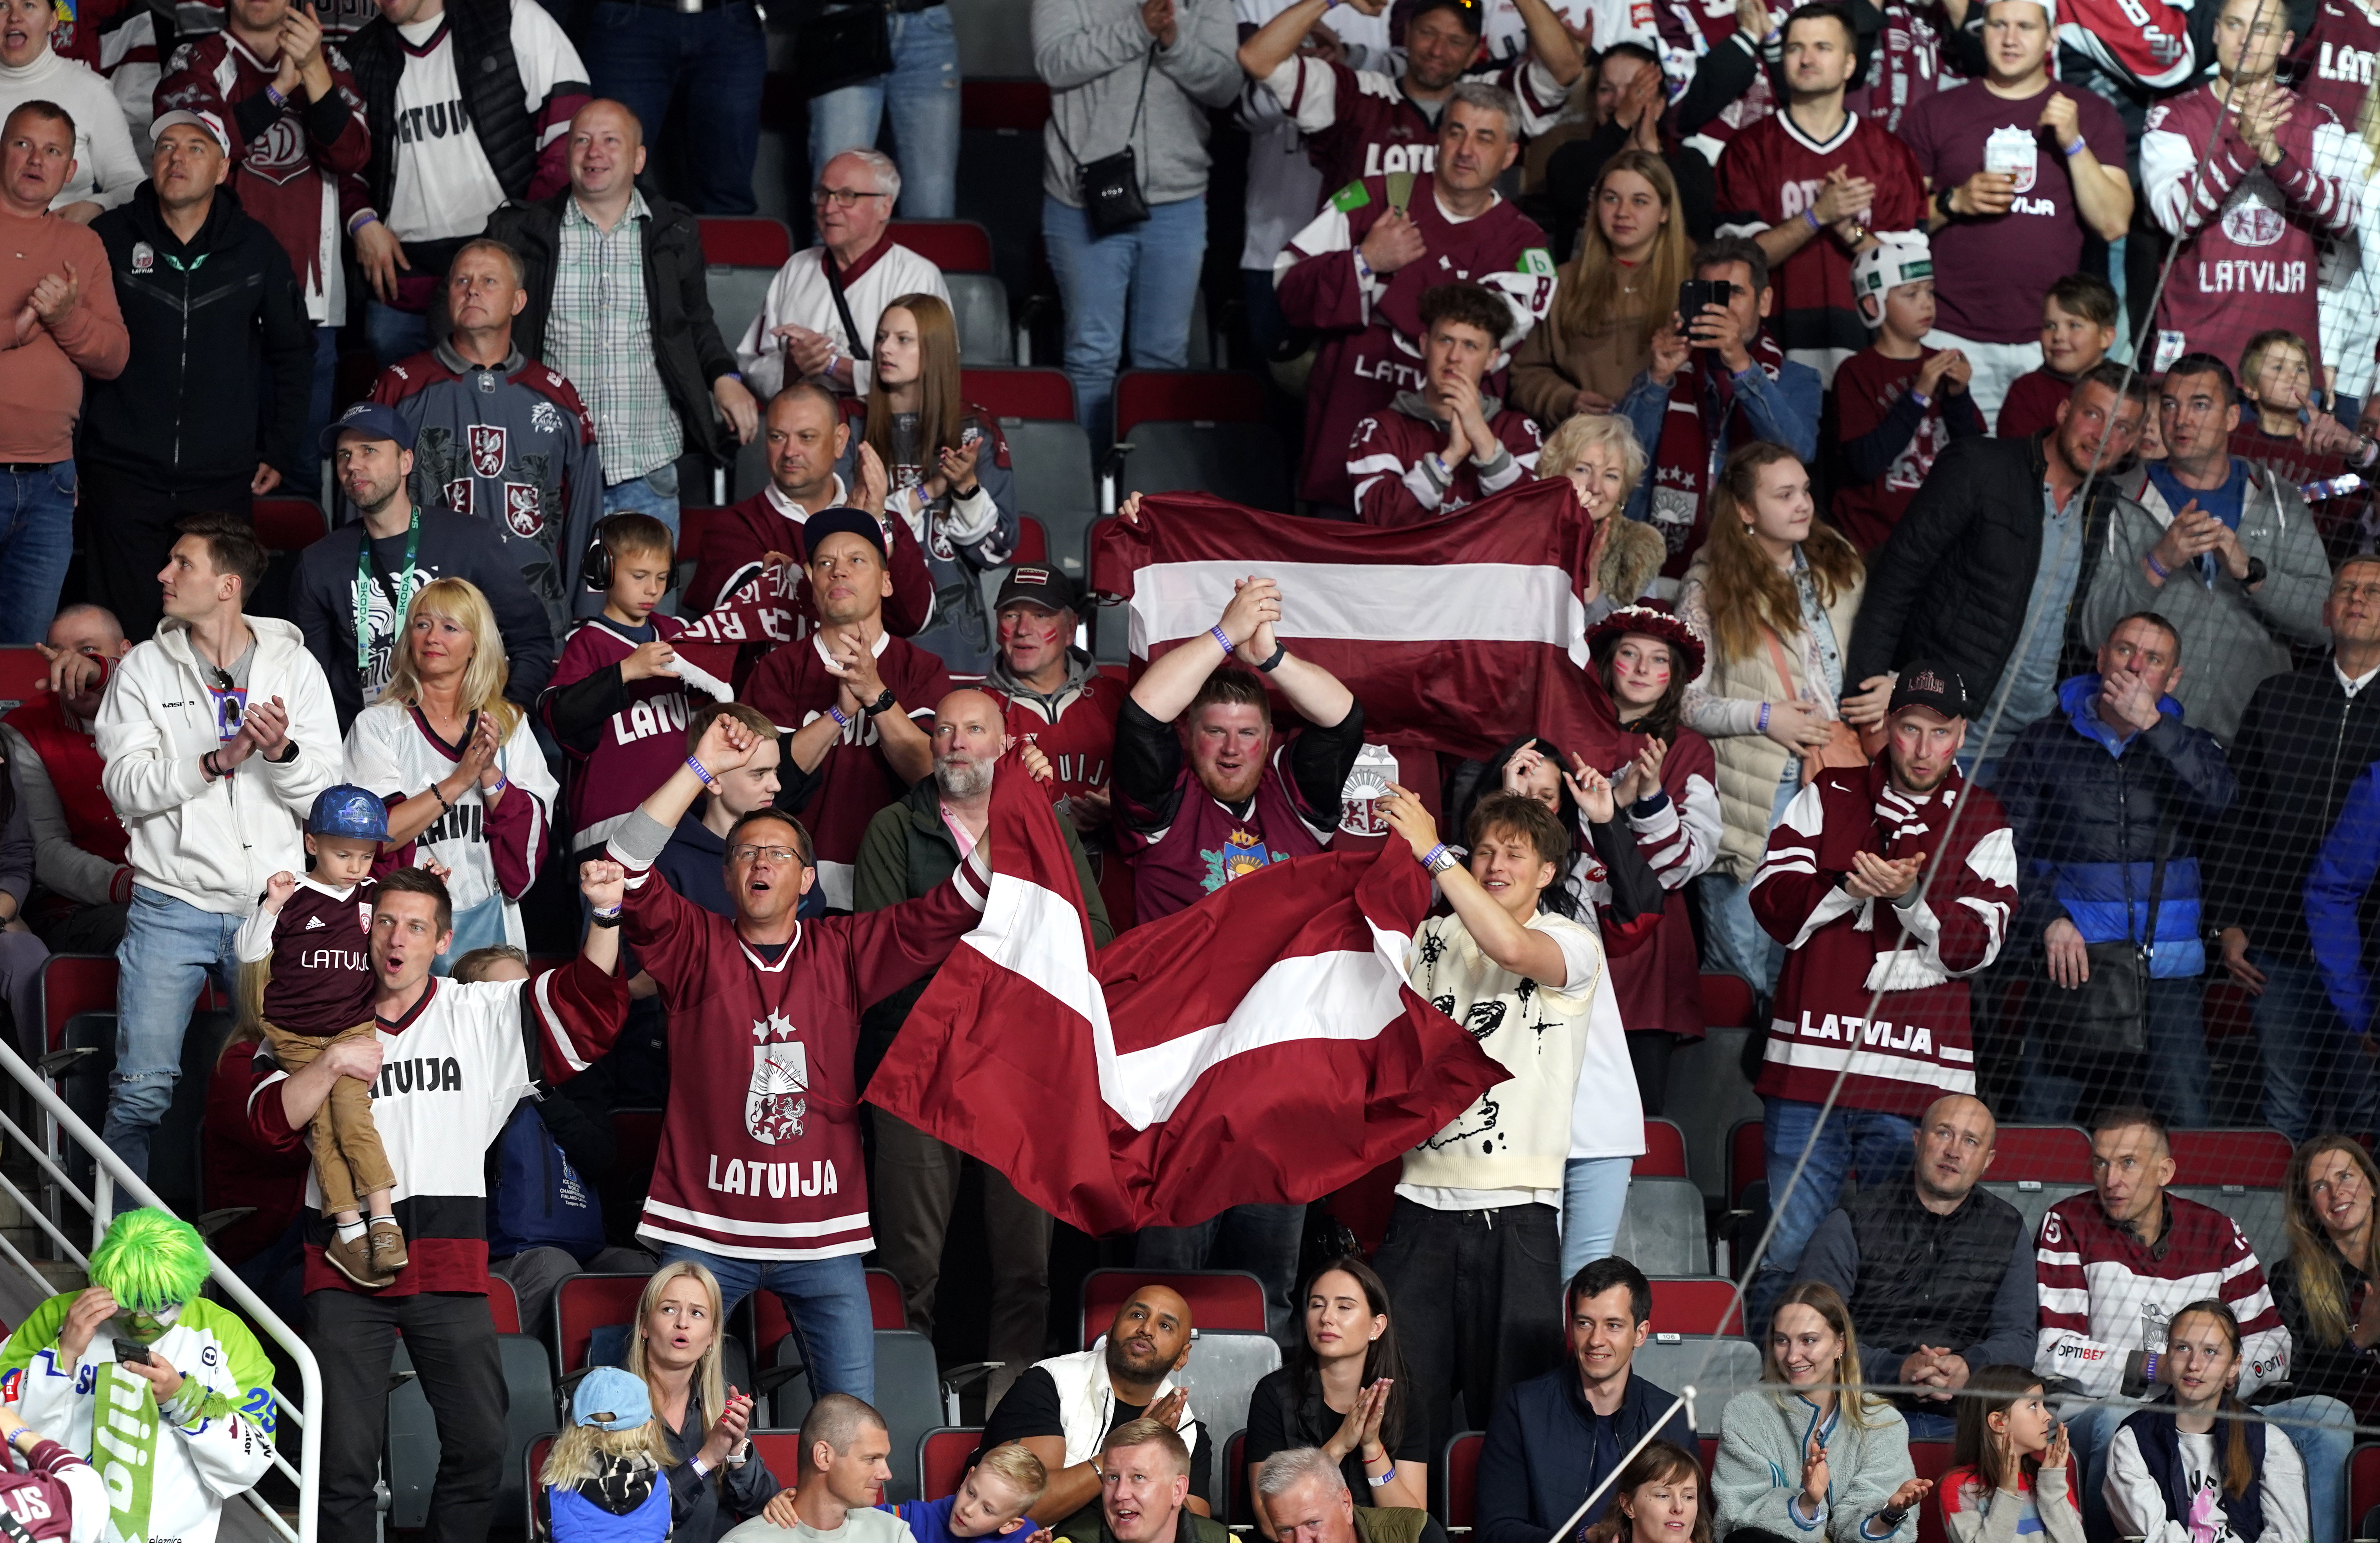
[0,0,2370,1532]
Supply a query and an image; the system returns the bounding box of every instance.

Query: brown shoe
[368,1218,409,1274]
[327,1229,391,1289]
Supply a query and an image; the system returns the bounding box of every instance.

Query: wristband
[431,780,454,810]
[590,906,624,928]
[2145,550,2171,580]
[2063,137,2087,157]
[685,755,717,790]
[2142,1349,2160,1386]
[1421,842,1452,871]
[1368,1466,1394,1487]
[828,704,852,729]
[348,210,379,237]
[490,772,509,793]
[1354,249,1375,284]
[264,83,287,108]
[1803,206,1823,231]
[1256,639,1287,673]
[1209,624,1235,656]
[1907,388,1931,410]
[1758,701,1772,733]
[823,343,840,378]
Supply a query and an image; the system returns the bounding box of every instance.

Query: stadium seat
[1225,1428,1252,1528]
[1613,1175,1710,1276]
[0,648,43,714]
[1649,1276,1745,1336]
[2350,1443,2380,1536]
[889,221,1014,365]
[1440,1431,1484,1530]
[488,1273,523,1336]
[523,1431,556,1539]
[889,220,995,273]
[955,82,1052,300]
[1728,1118,1766,1208]
[967,369,1097,580]
[1107,371,1288,515]
[700,216,795,502]
[1169,1331,1280,1504]
[1976,1125,2096,1239]
[747,1266,908,1363]
[1628,1336,1761,1433]
[1079,1267,1270,1351]
[748,1428,807,1485]
[1639,1118,1690,1177]
[2170,1128,2295,1189]
[773,1328,942,1500]
[2171,1183,2288,1266]
[1666,1021,1765,1204]
[55,1006,225,1219]
[868,1267,906,1329]
[1700,973,1758,1030]
[390,1330,556,1531]
[251,496,327,551]
[920,1426,984,1501]
[965,367,1075,423]
[552,1272,652,1374]
[38,953,116,1056]
[1911,1441,1955,1543]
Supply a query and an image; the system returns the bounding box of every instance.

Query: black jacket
[1475,1365,1698,1543]
[484,190,741,468]
[82,184,314,481]
[2202,662,2380,962]
[1846,431,2132,713]
[2266,1248,2380,1421]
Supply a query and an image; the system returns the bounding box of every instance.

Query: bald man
[854,688,1113,1403]
[981,1286,1214,1527]
[485,98,759,539]
[1790,1093,2038,1440]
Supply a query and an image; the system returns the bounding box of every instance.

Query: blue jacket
[2306,760,2380,1033]
[885,1495,1039,1543]
[1993,674,2237,977]
[1616,351,1822,525]
[1475,1364,1698,1543]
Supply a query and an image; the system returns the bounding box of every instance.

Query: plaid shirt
[547,191,683,484]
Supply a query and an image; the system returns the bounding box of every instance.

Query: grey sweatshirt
[1033,0,1242,208]
[1713,1389,1916,1543]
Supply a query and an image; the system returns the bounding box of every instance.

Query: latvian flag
[866,758,1506,1234]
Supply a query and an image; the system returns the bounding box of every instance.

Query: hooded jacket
[82,182,315,481]
[94,615,341,914]
[1993,675,2237,976]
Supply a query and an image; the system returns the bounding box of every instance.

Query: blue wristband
[686,755,718,788]
[829,704,852,728]
[2063,137,2087,157]
[1209,624,1235,655]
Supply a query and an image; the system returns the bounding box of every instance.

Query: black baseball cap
[803,507,887,562]
[995,565,1083,614]
[1888,660,1969,720]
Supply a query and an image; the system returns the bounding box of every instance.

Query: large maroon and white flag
[866,763,1506,1235]
[1091,481,1622,761]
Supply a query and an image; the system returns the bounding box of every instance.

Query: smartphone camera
[1677,279,1728,342]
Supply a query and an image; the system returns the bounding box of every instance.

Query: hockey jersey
[236,874,378,1040]
[1715,111,1929,382]
[1347,392,1543,524]
[607,830,990,1260]
[2034,1191,2290,1400]
[1275,174,1555,505]
[343,704,558,943]
[1748,759,2017,1117]
[2292,0,2380,133]
[989,649,1134,929]
[0,1294,275,1543]
[1255,54,1569,201]
[368,339,606,637]
[2056,0,2196,88]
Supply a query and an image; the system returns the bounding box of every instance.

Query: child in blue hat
[545,1366,674,1542]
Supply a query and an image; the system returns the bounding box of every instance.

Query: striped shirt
[547,190,681,484]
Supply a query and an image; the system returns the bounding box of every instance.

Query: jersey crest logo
[469,423,508,478]
[1202,828,1283,891]
[445,477,472,515]
[746,1010,809,1144]
[530,399,562,435]
[2221,190,2287,248]
[505,482,543,537]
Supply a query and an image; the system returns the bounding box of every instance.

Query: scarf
[1649,330,1789,579]
[93,1360,163,1541]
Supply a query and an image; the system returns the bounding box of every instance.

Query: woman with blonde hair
[1677,443,1893,990]
[1541,412,1665,614]
[625,1259,780,1538]
[1511,150,1692,429]
[1716,1282,1928,1543]
[2270,1135,2380,1421]
[342,578,556,965]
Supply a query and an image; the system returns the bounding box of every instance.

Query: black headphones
[580,514,675,594]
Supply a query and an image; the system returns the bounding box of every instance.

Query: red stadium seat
[524,1433,556,1539]
[251,497,327,552]
[2169,1129,2294,1189]
[2351,1444,2380,1535]
[1912,1441,1955,1543]
[552,1273,650,1373]
[1325,1157,1401,1257]
[699,216,793,270]
[488,1274,522,1336]
[889,220,994,273]
[1989,1126,2096,1184]
[1013,517,1048,565]
[753,1267,908,1359]
[964,367,1074,422]
[1699,1436,1718,1473]
[1649,1277,1745,1336]
[1441,1431,1484,1529]
[1700,973,1758,1031]
[1227,1429,1251,1528]
[0,648,47,710]
[867,1267,905,1330]
[1638,1118,1689,1177]
[921,1427,983,1500]
[962,79,1051,130]
[1113,371,1266,441]
[750,1429,810,1485]
[1079,1269,1267,1351]
[40,954,116,1055]
[1729,1119,1766,1207]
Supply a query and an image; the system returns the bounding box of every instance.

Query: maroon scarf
[1649,329,1788,578]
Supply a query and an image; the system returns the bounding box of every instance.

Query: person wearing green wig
[0,1207,276,1543]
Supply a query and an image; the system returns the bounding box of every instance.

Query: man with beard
[1743,664,2017,1331]
[291,402,556,729]
[979,1286,1215,1527]
[852,688,1110,1405]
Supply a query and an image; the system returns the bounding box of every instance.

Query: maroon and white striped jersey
[1346,397,1543,524]
[1252,55,1568,205]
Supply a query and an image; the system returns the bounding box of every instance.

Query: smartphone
[1385,169,1416,215]
[1678,279,1728,339]
[111,1339,151,1368]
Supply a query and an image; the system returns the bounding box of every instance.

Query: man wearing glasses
[599,704,993,1402]
[734,148,951,400]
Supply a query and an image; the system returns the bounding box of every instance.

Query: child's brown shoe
[368,1218,409,1275]
[327,1229,391,1289]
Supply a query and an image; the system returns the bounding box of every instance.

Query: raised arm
[1381,783,1574,984]
[1130,576,1283,722]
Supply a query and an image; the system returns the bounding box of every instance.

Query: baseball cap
[308,784,390,841]
[322,401,416,453]
[571,1367,653,1431]
[1850,232,1933,325]
[995,565,1083,614]
[804,507,887,562]
[151,108,230,156]
[1888,660,1969,720]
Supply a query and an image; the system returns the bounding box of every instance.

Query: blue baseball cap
[571,1367,653,1431]
[307,784,389,841]
[321,401,416,453]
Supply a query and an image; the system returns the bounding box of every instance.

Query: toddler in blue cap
[545,1366,674,1541]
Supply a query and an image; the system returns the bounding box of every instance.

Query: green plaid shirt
[548,191,683,484]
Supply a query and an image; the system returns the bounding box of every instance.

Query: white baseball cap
[151,109,230,156]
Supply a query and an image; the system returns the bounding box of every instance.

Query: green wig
[87,1208,209,1312]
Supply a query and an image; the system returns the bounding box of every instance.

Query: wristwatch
[2244,556,2269,587]
[861,688,897,717]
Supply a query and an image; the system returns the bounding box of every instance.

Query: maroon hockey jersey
[684,486,939,686]
[1347,398,1544,524]
[609,839,990,1261]
[1255,55,1569,206]
[257,877,376,1040]
[1747,758,2017,1116]
[2291,0,2380,133]
[0,1432,100,1541]
[994,666,1133,929]
[1275,174,1555,505]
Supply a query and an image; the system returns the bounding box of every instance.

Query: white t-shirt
[721,1504,918,1543]
[383,0,586,241]
[2104,1422,2309,1543]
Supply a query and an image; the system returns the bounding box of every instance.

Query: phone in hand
[1677,280,1728,341]
[111,1339,151,1368]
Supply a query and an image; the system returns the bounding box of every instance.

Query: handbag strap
[2139,814,2174,957]
[1049,45,1157,170]
[819,247,864,363]
[1759,625,1800,708]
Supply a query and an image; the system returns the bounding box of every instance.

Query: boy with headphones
[539,514,791,861]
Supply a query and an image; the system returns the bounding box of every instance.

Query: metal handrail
[0,1035,318,1541]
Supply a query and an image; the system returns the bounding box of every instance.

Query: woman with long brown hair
[1582,1440,1714,1543]
[1676,443,1892,990]
[1511,150,1692,428]
[1243,1257,1425,1533]
[858,292,1018,673]
[2270,1135,2380,1421]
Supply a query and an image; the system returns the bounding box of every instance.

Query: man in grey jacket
[1034,0,1240,442]
[2082,353,2331,742]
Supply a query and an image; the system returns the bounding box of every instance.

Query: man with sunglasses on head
[734,149,950,401]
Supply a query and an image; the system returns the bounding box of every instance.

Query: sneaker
[327,1229,390,1289]
[368,1218,409,1274]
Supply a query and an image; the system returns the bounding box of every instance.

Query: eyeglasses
[812,186,889,208]
[731,845,803,865]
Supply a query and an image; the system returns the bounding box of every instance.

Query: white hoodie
[95,616,341,914]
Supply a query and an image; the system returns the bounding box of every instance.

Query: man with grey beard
[852,687,1112,1400]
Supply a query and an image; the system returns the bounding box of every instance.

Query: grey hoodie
[1033,0,1242,209]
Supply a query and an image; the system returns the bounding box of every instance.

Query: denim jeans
[366,300,430,371]
[1698,771,1800,993]
[104,886,243,1180]
[654,1241,876,1401]
[603,462,681,537]
[1748,1096,1916,1331]
[2070,1392,2352,1543]
[807,4,960,219]
[587,0,769,216]
[1560,1155,1633,1281]
[0,459,75,644]
[2255,953,2380,1143]
[1042,194,1207,444]
[1136,1201,1304,1346]
[300,324,339,487]
[2021,974,2211,1129]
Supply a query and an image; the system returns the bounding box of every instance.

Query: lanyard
[357,506,422,676]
